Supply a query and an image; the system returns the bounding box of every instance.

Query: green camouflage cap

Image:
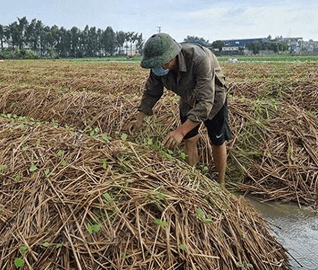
[141,33,182,68]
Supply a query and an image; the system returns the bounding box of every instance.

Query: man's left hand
[163,130,184,149]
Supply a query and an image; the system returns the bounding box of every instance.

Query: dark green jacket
[139,43,227,122]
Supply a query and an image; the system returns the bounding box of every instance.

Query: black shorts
[180,100,232,145]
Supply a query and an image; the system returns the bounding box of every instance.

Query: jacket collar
[177,50,187,73]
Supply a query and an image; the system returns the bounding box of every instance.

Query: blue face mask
[151,66,170,76]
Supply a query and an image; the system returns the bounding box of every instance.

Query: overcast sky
[1,0,317,43]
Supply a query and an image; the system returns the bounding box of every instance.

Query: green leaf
[42,242,50,247]
[55,243,63,248]
[179,244,187,251]
[22,146,28,152]
[14,258,25,268]
[57,150,64,157]
[121,252,130,259]
[101,133,110,142]
[196,208,205,219]
[29,164,38,172]
[87,224,93,234]
[180,152,186,160]
[0,164,8,171]
[87,223,101,234]
[147,166,153,172]
[121,133,128,141]
[203,218,213,224]
[147,138,153,145]
[94,127,100,134]
[201,166,209,174]
[61,160,68,167]
[35,139,41,146]
[14,175,21,181]
[236,262,244,268]
[154,219,168,228]
[156,192,164,199]
[103,192,114,203]
[44,169,50,176]
[19,245,28,254]
[101,159,107,170]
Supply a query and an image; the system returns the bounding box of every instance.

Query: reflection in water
[245,197,318,270]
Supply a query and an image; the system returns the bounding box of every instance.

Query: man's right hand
[127,119,143,135]
[127,111,145,135]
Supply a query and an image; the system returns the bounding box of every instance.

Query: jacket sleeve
[139,71,164,116]
[187,55,215,122]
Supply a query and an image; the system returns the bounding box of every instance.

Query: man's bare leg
[184,135,200,166]
[212,143,227,188]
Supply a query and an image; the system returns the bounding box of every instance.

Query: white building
[222,46,239,51]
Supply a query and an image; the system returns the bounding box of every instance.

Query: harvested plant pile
[0,61,148,95]
[0,60,317,209]
[0,118,290,269]
[241,103,318,207]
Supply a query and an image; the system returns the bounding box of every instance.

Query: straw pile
[239,103,318,207]
[0,85,180,135]
[0,61,148,95]
[0,60,317,209]
[290,81,318,116]
[0,85,139,133]
[0,118,290,269]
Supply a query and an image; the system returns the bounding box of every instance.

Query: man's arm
[128,71,163,135]
[163,119,200,149]
[139,71,164,116]
[187,55,215,123]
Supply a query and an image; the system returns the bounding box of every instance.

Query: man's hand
[163,130,184,149]
[127,120,142,135]
[163,119,201,149]
[127,111,145,135]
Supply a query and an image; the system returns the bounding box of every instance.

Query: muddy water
[246,197,318,270]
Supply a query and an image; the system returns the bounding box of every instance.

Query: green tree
[26,19,37,52]
[124,31,134,55]
[56,27,69,57]
[116,31,125,55]
[96,28,102,57]
[0,24,4,49]
[212,40,224,51]
[88,26,98,57]
[184,35,209,43]
[7,22,19,48]
[81,25,89,56]
[279,43,288,52]
[17,16,29,49]
[247,41,262,54]
[136,33,144,55]
[34,20,44,55]
[102,26,116,56]
[70,26,80,57]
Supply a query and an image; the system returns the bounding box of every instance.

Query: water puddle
[246,197,318,270]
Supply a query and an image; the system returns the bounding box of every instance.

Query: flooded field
[248,198,318,270]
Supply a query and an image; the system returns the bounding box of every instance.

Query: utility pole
[157,26,161,33]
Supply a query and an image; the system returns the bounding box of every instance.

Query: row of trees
[184,35,289,54]
[0,17,144,58]
[183,36,224,51]
[246,41,288,54]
